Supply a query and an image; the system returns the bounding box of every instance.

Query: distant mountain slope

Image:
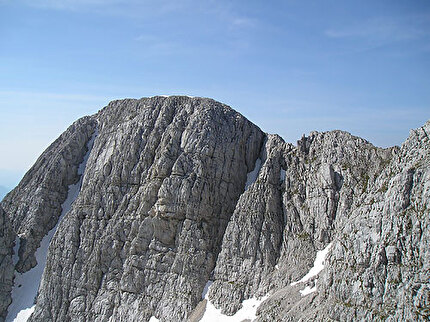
[0,186,9,201]
[0,96,428,322]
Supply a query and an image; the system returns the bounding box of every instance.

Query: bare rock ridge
[27,97,263,322]
[1,116,97,274]
[0,206,15,322]
[0,96,428,321]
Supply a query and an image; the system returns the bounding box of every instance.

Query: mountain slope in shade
[0,186,9,201]
[0,96,428,322]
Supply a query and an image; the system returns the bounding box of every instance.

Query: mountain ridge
[0,96,428,321]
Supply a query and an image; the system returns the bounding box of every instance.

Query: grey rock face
[254,122,430,321]
[209,134,289,314]
[1,116,97,274]
[209,129,395,317]
[1,96,429,322]
[29,97,264,322]
[308,121,430,322]
[0,206,15,322]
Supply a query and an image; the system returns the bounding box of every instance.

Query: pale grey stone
[29,97,264,322]
[0,206,15,322]
[1,96,428,322]
[0,116,96,320]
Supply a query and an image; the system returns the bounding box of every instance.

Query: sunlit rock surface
[0,97,428,321]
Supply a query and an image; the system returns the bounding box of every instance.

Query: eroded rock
[1,97,428,322]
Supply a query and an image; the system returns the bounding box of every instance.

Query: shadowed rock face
[1,117,97,274]
[0,96,429,322]
[0,205,15,322]
[0,116,96,321]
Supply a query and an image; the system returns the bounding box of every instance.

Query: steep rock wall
[1,116,97,273]
[0,117,96,320]
[29,97,264,322]
[209,128,395,317]
[255,122,430,321]
[0,206,15,322]
[0,96,428,322]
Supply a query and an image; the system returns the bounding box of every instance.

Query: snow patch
[280,168,286,182]
[202,280,213,299]
[12,306,35,322]
[200,281,267,322]
[6,130,97,322]
[299,281,317,296]
[148,317,159,322]
[291,243,332,286]
[245,158,262,191]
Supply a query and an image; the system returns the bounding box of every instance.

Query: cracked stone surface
[1,116,97,274]
[0,96,428,321]
[254,121,430,321]
[29,97,264,322]
[209,128,396,317]
[0,116,96,321]
[0,205,15,322]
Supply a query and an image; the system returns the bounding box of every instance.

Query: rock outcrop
[254,122,430,321]
[0,206,15,322]
[1,117,97,273]
[0,96,428,321]
[0,116,96,321]
[209,128,395,316]
[28,97,264,322]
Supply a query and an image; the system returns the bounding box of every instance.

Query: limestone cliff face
[1,117,97,274]
[28,97,264,321]
[0,96,428,322]
[252,122,430,322]
[0,205,15,322]
[209,128,396,316]
[0,116,96,321]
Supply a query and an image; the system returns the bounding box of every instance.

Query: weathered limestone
[1,116,97,273]
[0,206,15,322]
[0,117,96,320]
[255,121,430,321]
[1,96,428,321]
[29,97,264,322]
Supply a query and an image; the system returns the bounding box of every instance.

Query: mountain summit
[1,96,429,321]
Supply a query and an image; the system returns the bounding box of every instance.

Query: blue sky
[0,0,429,189]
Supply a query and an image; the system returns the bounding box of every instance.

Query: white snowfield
[291,243,333,296]
[200,281,268,322]
[11,307,34,322]
[198,241,332,322]
[299,283,317,296]
[280,168,286,182]
[6,131,97,322]
[245,158,262,191]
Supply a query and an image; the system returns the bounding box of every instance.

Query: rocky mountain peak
[0,97,428,322]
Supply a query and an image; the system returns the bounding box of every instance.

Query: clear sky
[0,0,429,189]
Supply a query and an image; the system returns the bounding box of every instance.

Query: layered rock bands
[0,96,428,321]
